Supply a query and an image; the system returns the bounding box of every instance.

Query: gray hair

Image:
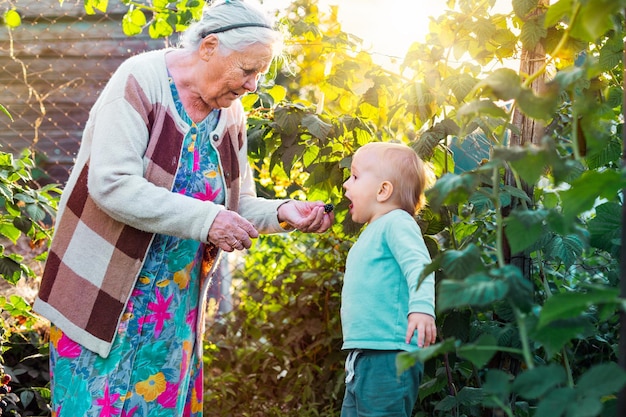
[179,0,283,56]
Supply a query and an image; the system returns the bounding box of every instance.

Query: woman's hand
[208,210,259,252]
[277,201,334,233]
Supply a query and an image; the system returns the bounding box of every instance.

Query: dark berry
[324,203,334,213]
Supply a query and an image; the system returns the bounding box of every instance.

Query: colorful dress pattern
[49,75,224,417]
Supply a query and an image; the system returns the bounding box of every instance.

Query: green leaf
[301,114,331,140]
[457,333,499,368]
[12,217,32,234]
[477,69,521,101]
[516,88,559,121]
[84,0,108,15]
[443,73,478,102]
[533,317,594,359]
[396,338,457,374]
[575,362,626,399]
[570,0,623,42]
[543,233,585,268]
[149,15,174,38]
[534,387,574,417]
[274,106,301,138]
[483,369,512,396]
[439,243,484,280]
[545,0,572,28]
[0,103,12,121]
[3,9,21,28]
[266,85,287,104]
[496,265,533,312]
[0,256,22,284]
[512,364,567,400]
[457,100,509,119]
[520,15,547,50]
[426,172,479,211]
[561,170,626,224]
[588,202,621,252]
[565,397,602,417]
[513,0,539,18]
[538,287,619,328]
[438,272,509,311]
[122,9,146,36]
[0,222,21,244]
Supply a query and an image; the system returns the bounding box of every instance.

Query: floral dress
[49,75,224,417]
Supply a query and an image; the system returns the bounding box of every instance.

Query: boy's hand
[406,312,437,348]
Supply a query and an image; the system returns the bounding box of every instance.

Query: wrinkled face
[198,40,273,109]
[342,148,383,224]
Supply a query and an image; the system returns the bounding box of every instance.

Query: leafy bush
[203,231,351,416]
[0,146,59,417]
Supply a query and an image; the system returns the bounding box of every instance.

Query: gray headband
[201,23,273,37]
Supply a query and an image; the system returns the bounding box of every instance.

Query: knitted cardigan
[33,49,287,358]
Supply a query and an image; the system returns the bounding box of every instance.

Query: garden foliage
[2,0,626,416]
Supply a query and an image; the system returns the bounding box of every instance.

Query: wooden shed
[0,0,166,184]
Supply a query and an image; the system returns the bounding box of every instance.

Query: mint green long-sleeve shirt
[341,209,436,352]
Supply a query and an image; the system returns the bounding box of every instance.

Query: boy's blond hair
[358,142,429,215]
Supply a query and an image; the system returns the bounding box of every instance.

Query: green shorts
[341,349,424,417]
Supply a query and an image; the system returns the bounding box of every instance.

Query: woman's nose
[243,74,260,92]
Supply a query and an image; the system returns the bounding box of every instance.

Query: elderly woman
[33,0,333,415]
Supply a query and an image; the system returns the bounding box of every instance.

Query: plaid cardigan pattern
[33,49,285,358]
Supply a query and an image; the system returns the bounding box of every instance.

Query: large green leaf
[516,87,559,121]
[535,387,575,417]
[512,364,567,400]
[544,0,572,28]
[476,69,521,101]
[543,233,585,268]
[301,114,331,140]
[570,0,625,42]
[575,362,626,399]
[426,172,480,211]
[438,272,509,311]
[588,202,621,252]
[496,265,533,312]
[532,317,595,359]
[504,209,547,254]
[439,243,484,280]
[538,287,619,328]
[560,170,626,224]
[520,15,547,50]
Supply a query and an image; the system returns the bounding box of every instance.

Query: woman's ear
[199,35,218,61]
[377,181,393,203]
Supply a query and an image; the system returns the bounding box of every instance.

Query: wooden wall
[0,0,166,184]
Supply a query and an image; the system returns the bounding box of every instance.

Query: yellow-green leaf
[3,9,21,28]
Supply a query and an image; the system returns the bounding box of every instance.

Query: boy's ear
[377,181,393,202]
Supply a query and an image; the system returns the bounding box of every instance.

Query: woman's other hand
[208,210,259,252]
